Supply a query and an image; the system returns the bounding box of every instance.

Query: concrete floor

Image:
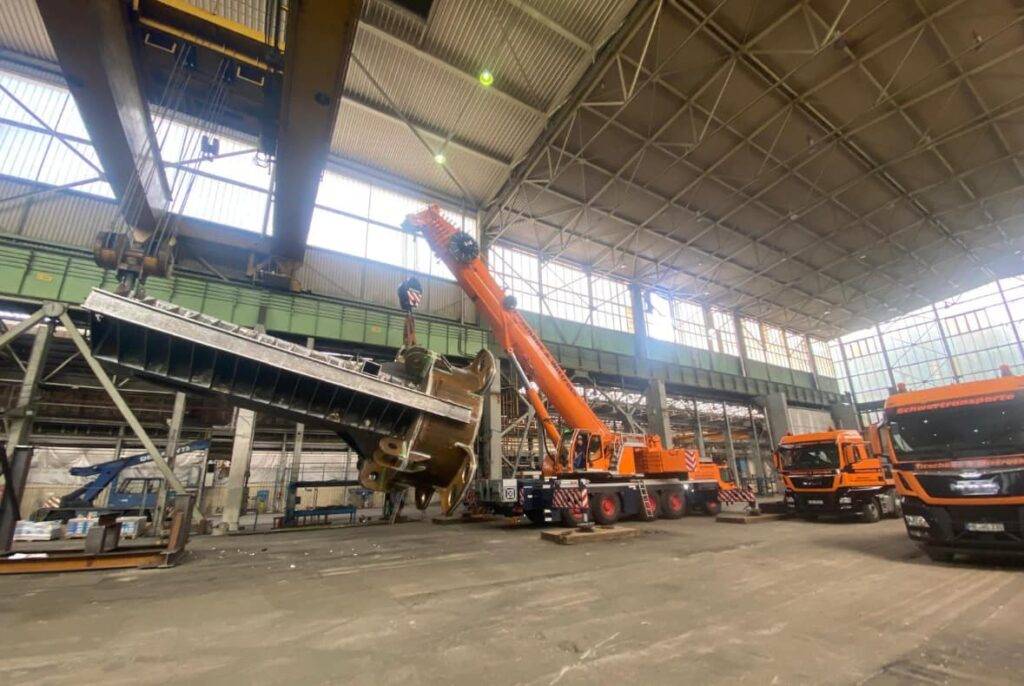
[2,514,1022,685]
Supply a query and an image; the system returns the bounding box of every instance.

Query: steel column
[4,313,54,452]
[722,404,741,488]
[692,398,706,459]
[154,391,186,535]
[761,392,791,448]
[481,370,503,479]
[645,379,672,448]
[221,408,256,532]
[283,423,305,517]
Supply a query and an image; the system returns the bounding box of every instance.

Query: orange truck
[775,429,900,522]
[405,206,745,525]
[878,368,1024,561]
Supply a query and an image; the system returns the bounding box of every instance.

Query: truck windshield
[887,393,1024,461]
[777,443,839,470]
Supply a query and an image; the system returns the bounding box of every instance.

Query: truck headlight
[838,496,852,504]
[904,515,929,529]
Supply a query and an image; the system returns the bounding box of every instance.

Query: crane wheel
[591,493,621,524]
[660,490,686,519]
[561,508,586,527]
[704,499,721,517]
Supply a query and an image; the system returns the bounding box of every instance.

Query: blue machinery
[36,440,210,521]
[282,478,361,526]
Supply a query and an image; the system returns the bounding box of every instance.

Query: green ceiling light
[434,152,447,165]
[478,69,494,87]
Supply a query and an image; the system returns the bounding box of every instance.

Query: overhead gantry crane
[405,206,742,525]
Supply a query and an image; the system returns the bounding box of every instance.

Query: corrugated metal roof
[0,0,54,62]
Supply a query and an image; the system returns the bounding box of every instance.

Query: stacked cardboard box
[13,520,63,541]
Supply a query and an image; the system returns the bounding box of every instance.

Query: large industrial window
[0,70,113,199]
[488,243,541,313]
[708,308,738,356]
[762,324,790,368]
[811,339,836,377]
[935,281,1021,381]
[543,260,590,324]
[590,275,634,333]
[786,332,812,373]
[672,299,707,350]
[830,278,1024,403]
[644,292,675,342]
[741,319,767,363]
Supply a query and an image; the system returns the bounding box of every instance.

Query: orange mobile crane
[405,206,742,525]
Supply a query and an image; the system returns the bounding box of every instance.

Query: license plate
[966,522,1004,532]
[808,499,823,505]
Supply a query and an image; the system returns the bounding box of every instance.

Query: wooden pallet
[431,513,499,525]
[540,525,640,545]
[716,513,791,525]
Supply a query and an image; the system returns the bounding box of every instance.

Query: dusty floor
[2,513,1022,686]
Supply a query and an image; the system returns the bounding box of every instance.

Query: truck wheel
[891,494,903,519]
[924,547,955,563]
[591,493,621,525]
[561,508,586,528]
[704,500,721,517]
[659,490,686,519]
[860,498,881,523]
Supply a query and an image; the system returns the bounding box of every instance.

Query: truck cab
[775,429,898,522]
[880,371,1024,561]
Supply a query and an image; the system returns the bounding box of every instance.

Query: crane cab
[556,429,604,472]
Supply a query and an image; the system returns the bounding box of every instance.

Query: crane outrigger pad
[82,289,494,514]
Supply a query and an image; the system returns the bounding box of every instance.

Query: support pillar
[829,397,860,430]
[221,408,256,532]
[481,370,503,478]
[722,404,741,486]
[154,391,186,535]
[4,317,54,452]
[283,423,305,517]
[761,392,791,447]
[645,379,671,447]
[283,337,313,515]
[630,284,650,376]
[692,399,706,459]
[748,406,767,495]
[733,312,749,377]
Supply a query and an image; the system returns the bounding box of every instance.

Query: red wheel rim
[646,496,657,512]
[669,493,683,512]
[601,497,617,516]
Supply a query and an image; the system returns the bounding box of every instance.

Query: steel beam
[271,0,362,260]
[58,310,201,521]
[36,0,171,235]
[482,0,659,230]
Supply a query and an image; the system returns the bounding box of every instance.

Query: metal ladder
[608,440,624,472]
[637,480,656,519]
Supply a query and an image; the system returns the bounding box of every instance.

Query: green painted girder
[0,238,840,407]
